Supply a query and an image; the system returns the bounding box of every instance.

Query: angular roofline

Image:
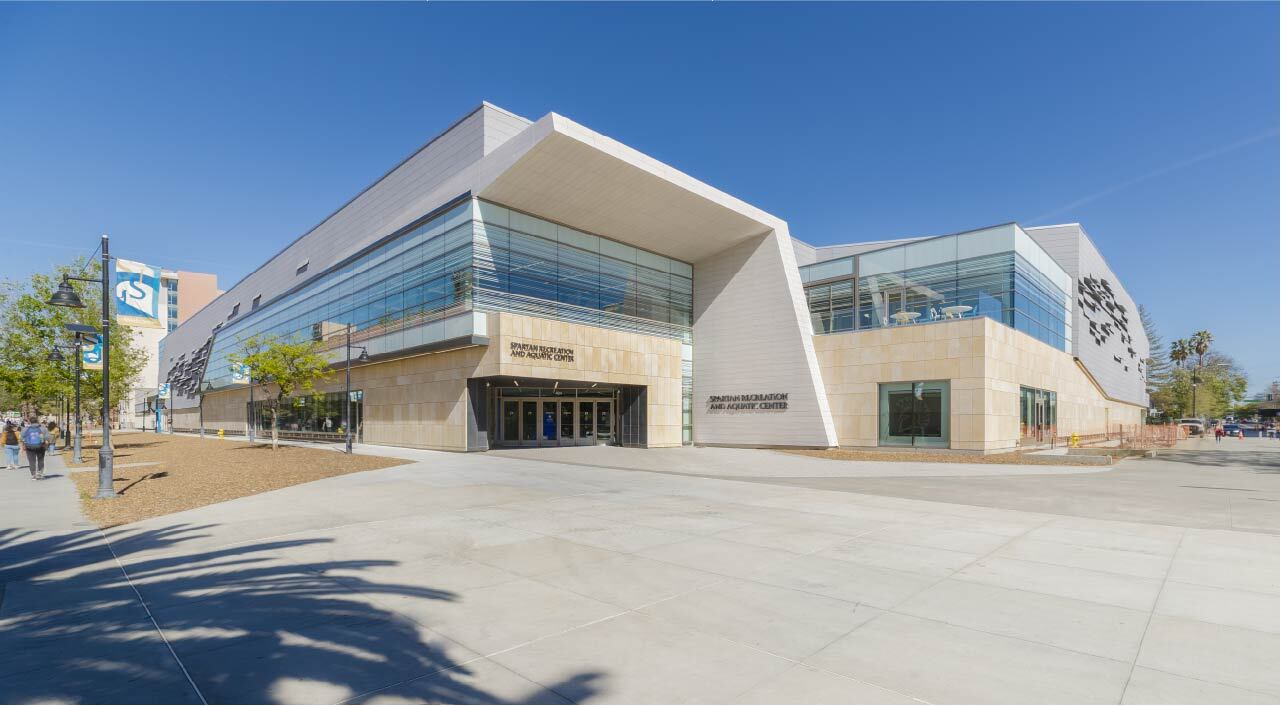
[170,102,528,335]
[1024,222,1143,310]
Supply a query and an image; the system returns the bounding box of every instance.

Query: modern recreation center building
[161,103,1149,453]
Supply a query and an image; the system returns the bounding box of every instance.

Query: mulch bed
[67,433,409,528]
[786,448,1110,466]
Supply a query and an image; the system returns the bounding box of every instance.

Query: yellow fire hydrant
[1070,432,1080,448]
[217,429,225,439]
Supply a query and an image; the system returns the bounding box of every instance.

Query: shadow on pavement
[0,525,602,704]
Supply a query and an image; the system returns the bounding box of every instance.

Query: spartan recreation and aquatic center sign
[707,392,789,411]
[510,341,576,363]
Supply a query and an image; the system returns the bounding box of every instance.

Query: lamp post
[199,381,213,439]
[47,344,81,460]
[46,340,85,463]
[344,323,368,454]
[248,372,255,443]
[48,234,115,499]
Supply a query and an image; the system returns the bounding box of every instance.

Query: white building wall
[693,230,837,447]
[161,104,530,405]
[1027,224,1149,407]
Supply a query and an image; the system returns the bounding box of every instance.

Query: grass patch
[68,432,409,528]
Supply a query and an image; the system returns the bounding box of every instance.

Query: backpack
[21,424,45,448]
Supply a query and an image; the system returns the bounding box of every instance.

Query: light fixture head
[48,277,85,309]
[356,348,370,363]
[47,348,66,363]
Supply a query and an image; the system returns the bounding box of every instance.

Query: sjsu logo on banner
[113,259,165,329]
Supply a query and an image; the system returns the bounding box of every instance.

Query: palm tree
[1170,339,1191,369]
[1191,330,1213,370]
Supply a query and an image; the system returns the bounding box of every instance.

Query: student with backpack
[3,422,19,469]
[20,416,52,480]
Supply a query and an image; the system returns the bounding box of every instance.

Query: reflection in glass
[503,401,518,442]
[579,402,594,438]
[879,381,949,447]
[521,401,536,441]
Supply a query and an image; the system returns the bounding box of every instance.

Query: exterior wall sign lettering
[707,392,789,411]
[510,341,575,363]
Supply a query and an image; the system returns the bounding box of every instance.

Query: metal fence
[1056,424,1186,449]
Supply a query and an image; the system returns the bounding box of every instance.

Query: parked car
[1178,418,1206,436]
[1222,423,1241,436]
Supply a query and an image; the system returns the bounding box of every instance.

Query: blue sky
[1,2,1276,390]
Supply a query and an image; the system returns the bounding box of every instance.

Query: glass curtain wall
[202,199,475,389]
[800,225,1072,351]
[250,390,363,440]
[472,200,693,341]
[197,196,697,443]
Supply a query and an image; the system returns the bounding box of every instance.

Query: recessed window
[879,381,950,448]
[228,303,240,320]
[296,260,309,276]
[251,295,262,311]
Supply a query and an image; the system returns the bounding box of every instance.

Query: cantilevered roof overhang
[473,113,786,263]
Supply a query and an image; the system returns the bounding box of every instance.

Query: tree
[1151,346,1248,420]
[1190,330,1213,370]
[0,259,147,421]
[1170,339,1191,370]
[229,334,331,450]
[1138,304,1170,390]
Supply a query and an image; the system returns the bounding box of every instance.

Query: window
[802,224,1070,350]
[228,303,240,320]
[879,381,949,447]
[473,199,693,337]
[251,295,262,311]
[296,260,309,276]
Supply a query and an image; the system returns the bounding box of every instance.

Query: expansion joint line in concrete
[1118,526,1188,701]
[97,528,208,705]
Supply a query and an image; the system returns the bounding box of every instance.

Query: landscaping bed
[67,432,409,528]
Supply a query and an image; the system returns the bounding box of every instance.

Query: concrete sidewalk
[2,443,1277,704]
[0,451,201,704]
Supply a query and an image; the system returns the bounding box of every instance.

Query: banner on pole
[158,383,170,400]
[82,337,103,371]
[113,259,165,329]
[231,363,250,385]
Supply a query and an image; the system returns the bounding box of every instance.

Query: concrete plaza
[1,438,1277,704]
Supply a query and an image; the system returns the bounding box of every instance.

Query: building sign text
[510,342,576,363]
[707,392,789,411]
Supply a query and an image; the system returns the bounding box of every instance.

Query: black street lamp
[47,339,86,463]
[48,234,115,499]
[199,381,213,439]
[344,323,369,454]
[246,369,256,443]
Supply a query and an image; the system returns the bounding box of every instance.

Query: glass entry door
[497,397,614,447]
[879,381,949,447]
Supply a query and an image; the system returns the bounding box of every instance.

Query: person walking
[3,422,19,469]
[46,421,61,453]
[1214,425,1224,444]
[20,415,51,480]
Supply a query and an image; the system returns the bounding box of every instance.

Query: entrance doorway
[497,395,614,447]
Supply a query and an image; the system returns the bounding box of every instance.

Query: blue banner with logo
[113,258,164,329]
[81,337,103,371]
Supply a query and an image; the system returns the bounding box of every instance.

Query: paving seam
[1118,528,1188,702]
[97,527,208,705]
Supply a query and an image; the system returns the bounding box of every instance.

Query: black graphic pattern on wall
[1078,275,1140,376]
